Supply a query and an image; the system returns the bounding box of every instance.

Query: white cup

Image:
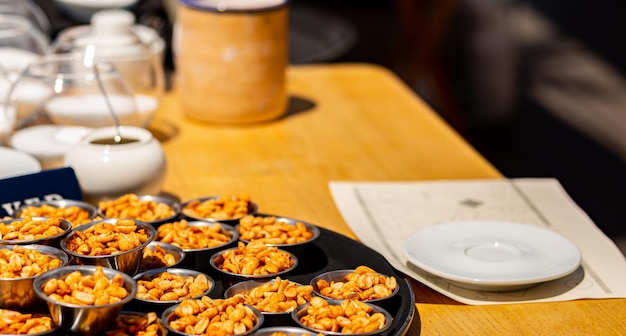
[64,126,167,203]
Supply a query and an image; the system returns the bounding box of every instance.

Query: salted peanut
[106,312,161,336]
[0,309,55,334]
[182,194,252,220]
[64,219,151,256]
[18,204,92,228]
[136,271,211,301]
[0,217,65,241]
[232,276,313,313]
[237,215,315,245]
[216,241,295,276]
[74,216,105,228]
[316,265,397,301]
[0,246,64,278]
[167,296,259,336]
[41,266,129,305]
[140,244,178,271]
[99,194,176,222]
[299,297,387,334]
[156,220,232,250]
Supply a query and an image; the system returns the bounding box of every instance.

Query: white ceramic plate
[0,147,41,179]
[403,220,582,291]
[10,125,92,169]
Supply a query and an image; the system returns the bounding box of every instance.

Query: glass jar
[53,9,165,127]
[174,0,289,124]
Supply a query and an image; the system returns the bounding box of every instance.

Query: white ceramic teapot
[64,126,166,203]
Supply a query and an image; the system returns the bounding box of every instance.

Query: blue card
[0,167,83,217]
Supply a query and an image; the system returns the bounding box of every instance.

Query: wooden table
[151,63,626,335]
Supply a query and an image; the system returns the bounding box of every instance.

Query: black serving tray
[42,218,417,336]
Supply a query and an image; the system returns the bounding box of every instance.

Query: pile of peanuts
[298,297,387,334]
[232,276,314,313]
[65,219,151,256]
[0,217,66,241]
[140,244,179,271]
[41,266,129,305]
[182,194,252,220]
[136,271,211,302]
[237,215,315,245]
[315,265,397,301]
[106,312,162,336]
[156,220,233,250]
[215,241,295,276]
[167,296,259,336]
[17,204,92,227]
[0,246,64,278]
[0,310,55,335]
[99,194,176,222]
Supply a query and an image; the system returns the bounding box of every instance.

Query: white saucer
[403,220,582,291]
[10,125,92,169]
[0,147,41,179]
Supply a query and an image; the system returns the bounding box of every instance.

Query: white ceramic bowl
[63,126,166,204]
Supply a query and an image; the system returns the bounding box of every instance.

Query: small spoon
[92,61,122,144]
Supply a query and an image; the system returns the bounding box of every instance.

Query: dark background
[292,0,626,254]
[36,0,626,253]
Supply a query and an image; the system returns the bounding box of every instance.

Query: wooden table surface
[151,63,626,335]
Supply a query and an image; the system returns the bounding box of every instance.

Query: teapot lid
[55,9,150,60]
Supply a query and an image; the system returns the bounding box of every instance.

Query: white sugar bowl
[64,126,166,203]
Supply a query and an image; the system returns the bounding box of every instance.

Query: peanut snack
[315,265,397,301]
[231,276,313,313]
[167,296,259,336]
[18,204,92,227]
[136,271,211,302]
[76,215,104,228]
[106,312,161,336]
[182,194,252,220]
[40,266,129,305]
[140,244,179,271]
[156,220,232,250]
[64,219,151,256]
[0,310,55,335]
[0,246,64,278]
[0,217,66,241]
[237,215,315,245]
[298,297,387,334]
[215,241,295,276]
[99,194,176,222]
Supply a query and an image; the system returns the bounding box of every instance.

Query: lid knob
[91,9,136,36]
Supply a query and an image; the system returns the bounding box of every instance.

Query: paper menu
[329,178,626,305]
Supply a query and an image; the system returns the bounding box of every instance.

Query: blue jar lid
[178,0,289,13]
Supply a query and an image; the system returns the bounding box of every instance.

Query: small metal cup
[60,218,156,275]
[0,244,69,310]
[33,265,138,335]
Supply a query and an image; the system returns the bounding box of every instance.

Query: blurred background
[30,0,626,255]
